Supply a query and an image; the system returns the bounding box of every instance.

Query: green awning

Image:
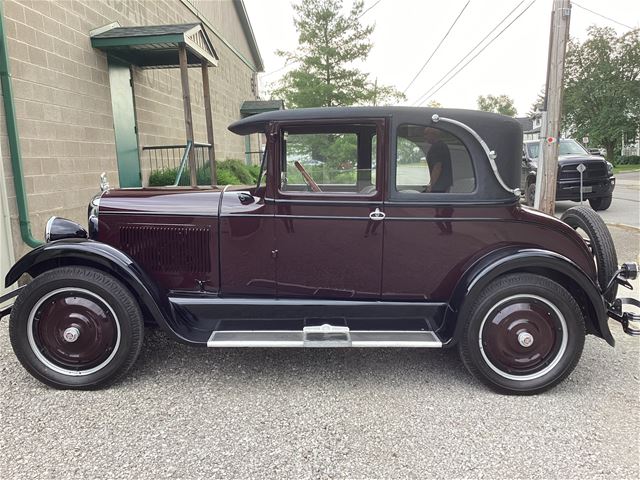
[91,23,218,68]
[240,100,284,116]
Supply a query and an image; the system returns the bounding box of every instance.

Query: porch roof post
[201,59,216,187]
[178,44,197,187]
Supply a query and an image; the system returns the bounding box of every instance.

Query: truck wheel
[9,266,143,389]
[525,182,536,207]
[459,273,585,395]
[560,205,618,302]
[588,195,612,211]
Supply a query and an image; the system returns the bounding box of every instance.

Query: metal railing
[142,142,212,186]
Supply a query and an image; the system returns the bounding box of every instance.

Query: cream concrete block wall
[0,0,260,261]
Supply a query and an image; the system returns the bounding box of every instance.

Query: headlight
[606,162,613,176]
[45,217,88,242]
[87,192,101,239]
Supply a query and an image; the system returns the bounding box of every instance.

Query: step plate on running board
[207,327,442,348]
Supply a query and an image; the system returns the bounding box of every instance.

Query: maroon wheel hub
[31,290,118,371]
[481,297,564,376]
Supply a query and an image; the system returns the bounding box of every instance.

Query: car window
[280,127,377,195]
[559,139,589,155]
[395,124,475,194]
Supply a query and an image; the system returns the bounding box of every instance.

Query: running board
[207,325,442,348]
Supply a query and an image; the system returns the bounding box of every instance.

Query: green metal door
[108,60,141,187]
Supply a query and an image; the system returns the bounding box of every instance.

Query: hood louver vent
[120,225,211,273]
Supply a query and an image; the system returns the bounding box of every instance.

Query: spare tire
[560,206,618,302]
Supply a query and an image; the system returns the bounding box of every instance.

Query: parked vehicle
[2,107,638,394]
[521,139,615,210]
[588,147,605,157]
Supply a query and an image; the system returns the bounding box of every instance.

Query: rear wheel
[459,273,585,395]
[588,195,612,211]
[9,266,143,389]
[560,205,618,301]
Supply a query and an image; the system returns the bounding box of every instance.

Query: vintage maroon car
[2,107,638,394]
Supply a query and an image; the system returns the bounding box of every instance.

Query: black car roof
[229,106,523,196]
[228,106,519,135]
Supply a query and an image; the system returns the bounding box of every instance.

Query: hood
[558,154,607,164]
[99,187,222,216]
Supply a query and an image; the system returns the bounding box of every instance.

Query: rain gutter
[0,5,42,248]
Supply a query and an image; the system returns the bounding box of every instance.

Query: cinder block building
[0,0,267,288]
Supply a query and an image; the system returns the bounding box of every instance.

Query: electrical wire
[572,2,634,30]
[402,0,470,94]
[411,0,527,106]
[357,0,384,19]
[418,0,537,105]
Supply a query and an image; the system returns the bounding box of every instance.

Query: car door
[382,121,484,306]
[273,119,386,300]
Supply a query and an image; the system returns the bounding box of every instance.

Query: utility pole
[535,0,571,214]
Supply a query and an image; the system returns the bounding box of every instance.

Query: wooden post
[536,0,571,214]
[201,59,216,187]
[178,44,197,187]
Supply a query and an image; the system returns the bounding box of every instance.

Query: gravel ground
[1,231,639,480]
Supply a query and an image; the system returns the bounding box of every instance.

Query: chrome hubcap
[517,331,534,348]
[63,326,80,343]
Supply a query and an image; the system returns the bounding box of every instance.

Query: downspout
[0,5,42,248]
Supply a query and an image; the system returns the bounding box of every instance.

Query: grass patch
[613,164,640,174]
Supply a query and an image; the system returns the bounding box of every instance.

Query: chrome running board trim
[207,328,442,348]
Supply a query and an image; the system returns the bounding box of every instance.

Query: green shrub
[616,155,640,165]
[148,159,259,187]
[148,168,181,187]
[247,164,261,179]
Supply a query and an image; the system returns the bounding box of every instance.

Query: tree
[272,0,403,108]
[528,88,545,118]
[563,26,640,163]
[425,100,443,108]
[477,94,517,116]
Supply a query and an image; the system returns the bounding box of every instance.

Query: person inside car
[424,127,453,193]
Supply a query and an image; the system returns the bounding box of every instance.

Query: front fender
[444,247,612,346]
[4,238,193,345]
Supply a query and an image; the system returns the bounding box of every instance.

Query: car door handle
[369,208,385,221]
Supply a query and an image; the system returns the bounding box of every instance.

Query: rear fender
[443,247,612,346]
[4,238,193,345]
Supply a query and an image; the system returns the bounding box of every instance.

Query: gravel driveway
[1,231,639,480]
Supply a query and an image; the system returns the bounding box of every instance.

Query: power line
[420,0,536,104]
[572,2,634,30]
[260,60,293,78]
[260,0,385,77]
[411,0,526,106]
[418,0,537,106]
[402,0,470,94]
[358,0,383,19]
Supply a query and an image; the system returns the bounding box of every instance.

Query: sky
[244,0,640,117]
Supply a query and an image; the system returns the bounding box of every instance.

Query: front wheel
[525,182,536,207]
[9,266,144,389]
[459,273,585,395]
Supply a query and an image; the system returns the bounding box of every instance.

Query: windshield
[526,139,589,159]
[256,147,268,188]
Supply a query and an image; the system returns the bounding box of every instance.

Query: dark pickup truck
[522,139,615,210]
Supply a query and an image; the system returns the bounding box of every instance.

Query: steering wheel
[294,161,322,192]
